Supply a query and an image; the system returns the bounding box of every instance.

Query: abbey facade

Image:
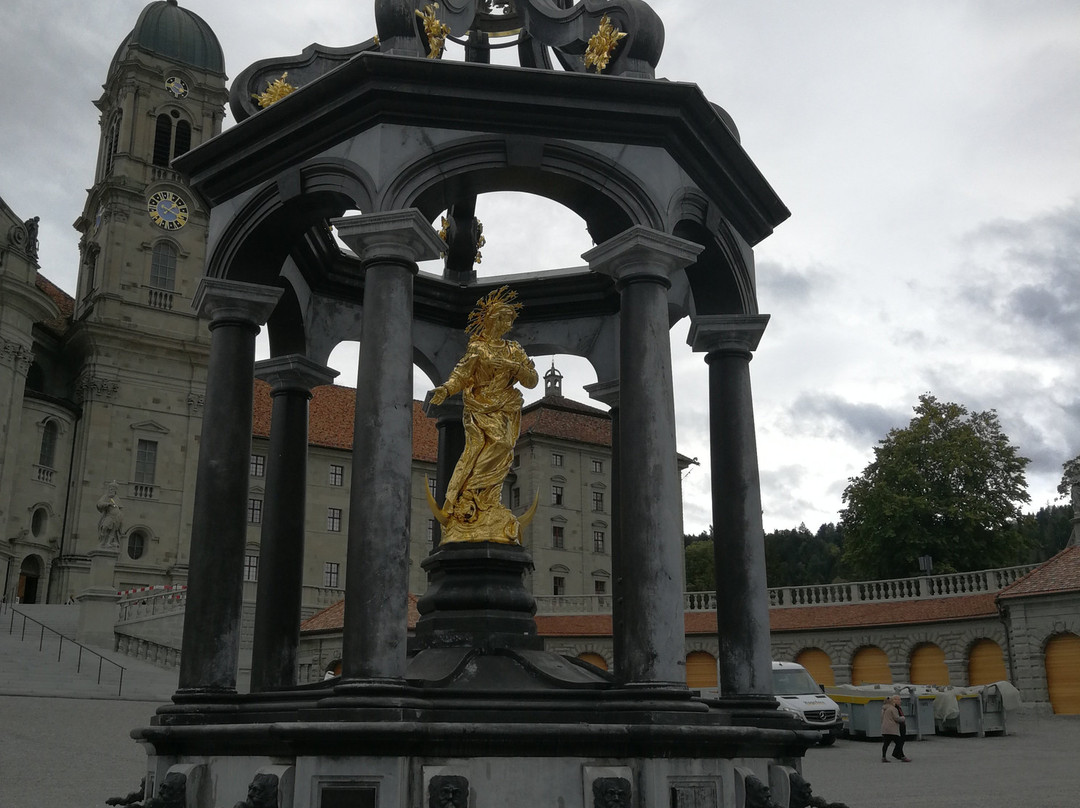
[0,1,613,608]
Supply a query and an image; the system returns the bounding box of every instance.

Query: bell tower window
[150,242,177,290]
[101,112,122,179]
[153,114,173,167]
[174,120,191,157]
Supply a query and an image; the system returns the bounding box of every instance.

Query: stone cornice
[0,336,33,375]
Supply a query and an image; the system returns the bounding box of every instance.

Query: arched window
[38,421,58,468]
[150,242,177,290]
[153,114,173,167]
[127,530,146,560]
[102,112,122,177]
[174,120,191,157]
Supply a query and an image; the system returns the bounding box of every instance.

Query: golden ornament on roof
[416,3,451,59]
[583,15,628,74]
[253,73,297,108]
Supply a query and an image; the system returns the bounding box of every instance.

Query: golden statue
[428,286,539,544]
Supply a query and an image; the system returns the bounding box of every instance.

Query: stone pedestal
[77,547,120,648]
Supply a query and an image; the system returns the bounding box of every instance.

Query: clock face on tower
[165,76,189,99]
[147,191,189,230]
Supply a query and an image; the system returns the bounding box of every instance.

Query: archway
[909,642,949,686]
[795,648,835,687]
[851,646,891,686]
[17,555,44,604]
[967,639,1008,686]
[1045,633,1080,714]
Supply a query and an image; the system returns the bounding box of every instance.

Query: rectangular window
[551,485,563,506]
[592,459,603,473]
[327,507,342,532]
[512,453,520,468]
[243,554,259,582]
[428,477,438,497]
[135,439,157,485]
[553,576,565,596]
[323,562,340,588]
[594,579,607,595]
[592,491,604,512]
[551,452,563,467]
[250,454,265,478]
[552,525,565,549]
[593,531,605,553]
[511,487,521,508]
[427,519,435,548]
[329,463,344,486]
[247,497,263,524]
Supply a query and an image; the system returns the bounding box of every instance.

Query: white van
[771,661,843,744]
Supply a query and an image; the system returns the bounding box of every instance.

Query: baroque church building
[0,0,614,607]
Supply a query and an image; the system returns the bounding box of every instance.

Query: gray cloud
[786,394,908,445]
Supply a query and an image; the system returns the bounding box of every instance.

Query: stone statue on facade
[96,481,124,548]
[23,217,39,262]
[231,773,278,808]
[107,772,185,808]
[427,286,538,543]
[592,777,632,808]
[428,775,469,808]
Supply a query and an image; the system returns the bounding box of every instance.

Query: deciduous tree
[840,394,1031,579]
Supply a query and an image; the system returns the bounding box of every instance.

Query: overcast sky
[3,1,1079,535]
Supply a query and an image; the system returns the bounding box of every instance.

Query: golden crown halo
[466,285,522,338]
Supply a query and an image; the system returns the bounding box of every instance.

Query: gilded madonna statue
[428,286,538,543]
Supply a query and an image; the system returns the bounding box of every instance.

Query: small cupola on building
[544,361,563,398]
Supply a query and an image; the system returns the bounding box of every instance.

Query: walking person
[881,694,912,762]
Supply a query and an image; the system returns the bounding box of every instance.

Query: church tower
[53,1,228,599]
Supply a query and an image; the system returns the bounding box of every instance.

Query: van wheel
[819,733,837,746]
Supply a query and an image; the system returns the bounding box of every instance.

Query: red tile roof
[997,545,1080,600]
[520,395,611,447]
[534,594,1000,637]
[34,273,74,337]
[252,381,438,461]
[301,594,420,634]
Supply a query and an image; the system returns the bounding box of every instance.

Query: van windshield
[772,668,821,695]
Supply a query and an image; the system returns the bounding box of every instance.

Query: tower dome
[115,0,225,74]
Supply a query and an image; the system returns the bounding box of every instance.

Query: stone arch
[685,649,718,689]
[908,641,949,686]
[383,136,664,244]
[967,638,1009,686]
[794,647,835,687]
[17,554,46,604]
[205,158,377,285]
[672,202,756,317]
[850,643,892,686]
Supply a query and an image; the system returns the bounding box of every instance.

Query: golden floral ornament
[583,15,628,73]
[253,73,297,108]
[416,3,451,59]
[474,219,486,265]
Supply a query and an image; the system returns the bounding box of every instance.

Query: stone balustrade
[533,564,1039,615]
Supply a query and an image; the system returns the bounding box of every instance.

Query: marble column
[584,379,624,676]
[332,210,444,684]
[688,314,772,697]
[249,355,338,692]
[179,278,282,694]
[423,396,465,549]
[584,226,702,686]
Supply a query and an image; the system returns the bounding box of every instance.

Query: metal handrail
[6,608,126,697]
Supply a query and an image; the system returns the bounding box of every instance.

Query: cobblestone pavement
[801,711,1080,808]
[2,692,1078,807]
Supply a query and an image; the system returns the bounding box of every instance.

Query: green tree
[840,394,1031,579]
[1014,504,1072,563]
[684,539,715,591]
[764,523,844,587]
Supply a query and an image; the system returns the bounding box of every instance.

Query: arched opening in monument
[1045,632,1080,714]
[851,645,892,685]
[795,647,835,687]
[909,642,949,686]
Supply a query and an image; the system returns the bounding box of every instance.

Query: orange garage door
[851,646,892,686]
[686,651,718,688]
[910,643,949,686]
[795,648,835,687]
[1045,633,1080,715]
[578,652,608,671]
[968,639,1008,686]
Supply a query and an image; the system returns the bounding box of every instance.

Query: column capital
[583,226,703,288]
[193,278,283,326]
[584,378,621,409]
[332,209,445,266]
[687,314,770,354]
[254,355,339,395]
